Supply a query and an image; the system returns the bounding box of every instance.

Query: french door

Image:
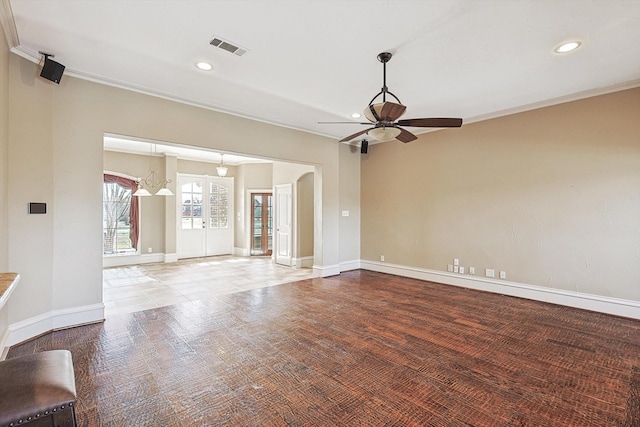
[250,193,273,256]
[177,174,234,259]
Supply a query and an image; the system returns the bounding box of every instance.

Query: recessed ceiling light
[554,41,581,54]
[196,62,213,71]
[351,113,361,119]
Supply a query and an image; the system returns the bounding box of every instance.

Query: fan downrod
[377,52,392,63]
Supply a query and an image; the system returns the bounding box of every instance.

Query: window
[181,181,203,229]
[209,183,229,229]
[103,174,139,255]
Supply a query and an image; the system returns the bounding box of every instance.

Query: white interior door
[178,174,234,259]
[275,183,292,266]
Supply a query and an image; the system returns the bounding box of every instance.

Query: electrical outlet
[469,267,475,275]
[380,255,385,262]
[500,271,507,279]
[454,258,459,266]
[148,247,152,253]
[486,268,495,278]
[447,264,453,272]
[459,266,465,274]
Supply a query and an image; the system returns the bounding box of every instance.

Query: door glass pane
[267,195,273,250]
[181,180,203,229]
[209,182,229,229]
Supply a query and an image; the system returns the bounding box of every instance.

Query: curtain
[103,174,139,250]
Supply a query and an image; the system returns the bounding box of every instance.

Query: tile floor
[103,255,314,316]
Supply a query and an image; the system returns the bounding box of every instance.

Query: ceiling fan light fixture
[554,41,581,54]
[368,127,401,141]
[363,103,383,122]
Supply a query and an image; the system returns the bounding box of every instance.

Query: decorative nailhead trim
[4,403,76,427]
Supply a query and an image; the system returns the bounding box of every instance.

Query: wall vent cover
[210,37,248,57]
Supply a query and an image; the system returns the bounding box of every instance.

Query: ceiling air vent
[210,37,248,57]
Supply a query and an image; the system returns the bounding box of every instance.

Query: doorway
[274,183,292,266]
[250,192,273,256]
[177,174,234,259]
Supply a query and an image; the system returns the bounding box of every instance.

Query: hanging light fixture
[367,126,401,141]
[133,144,174,196]
[216,153,228,177]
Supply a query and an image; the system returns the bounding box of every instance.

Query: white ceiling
[5,0,640,145]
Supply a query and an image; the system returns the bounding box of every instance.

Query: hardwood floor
[8,270,640,426]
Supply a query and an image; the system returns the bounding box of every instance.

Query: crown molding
[463,79,640,126]
[0,0,19,48]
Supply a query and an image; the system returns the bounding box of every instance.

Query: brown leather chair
[0,350,77,427]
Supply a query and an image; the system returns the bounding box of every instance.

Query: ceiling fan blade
[339,128,373,143]
[379,102,407,121]
[397,118,463,128]
[396,127,417,143]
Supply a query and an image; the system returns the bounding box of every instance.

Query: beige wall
[297,172,314,258]
[5,52,347,331]
[8,52,56,321]
[362,88,640,301]
[0,22,9,345]
[339,143,361,264]
[0,23,7,272]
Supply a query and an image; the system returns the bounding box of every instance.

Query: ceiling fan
[321,52,463,143]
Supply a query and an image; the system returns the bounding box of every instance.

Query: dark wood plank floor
[8,270,640,426]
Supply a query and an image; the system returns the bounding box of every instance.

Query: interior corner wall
[0,20,9,272]
[339,143,361,266]
[6,52,344,334]
[7,53,56,322]
[361,88,640,303]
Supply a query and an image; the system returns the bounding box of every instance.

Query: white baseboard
[164,253,178,263]
[360,260,640,320]
[313,263,341,277]
[293,256,314,269]
[4,303,105,351]
[233,247,250,257]
[0,328,9,360]
[340,259,361,272]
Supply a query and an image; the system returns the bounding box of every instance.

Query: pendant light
[217,153,228,177]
